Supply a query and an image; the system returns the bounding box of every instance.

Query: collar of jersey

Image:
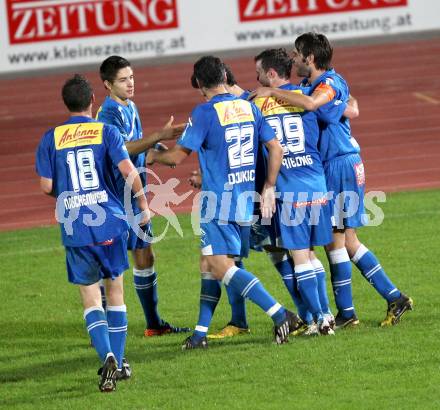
[65,116,95,124]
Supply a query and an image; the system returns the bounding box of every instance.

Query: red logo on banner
[238,0,408,22]
[7,0,178,44]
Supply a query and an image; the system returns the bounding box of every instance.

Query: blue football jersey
[35,116,129,247]
[254,83,327,201]
[301,69,360,163]
[96,96,145,209]
[177,93,275,222]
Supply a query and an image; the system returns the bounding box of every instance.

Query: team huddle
[35,32,413,392]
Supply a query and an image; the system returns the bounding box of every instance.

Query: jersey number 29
[266,114,305,156]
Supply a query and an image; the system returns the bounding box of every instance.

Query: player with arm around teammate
[250,33,413,327]
[97,56,191,337]
[250,48,334,334]
[35,74,149,392]
[147,56,303,348]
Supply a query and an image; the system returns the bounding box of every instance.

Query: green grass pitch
[1,189,439,409]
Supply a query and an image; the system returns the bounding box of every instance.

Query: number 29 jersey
[254,83,327,201]
[35,116,130,247]
[177,93,275,223]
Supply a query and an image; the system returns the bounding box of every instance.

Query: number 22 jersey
[177,93,275,223]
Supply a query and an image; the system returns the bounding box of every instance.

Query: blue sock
[294,263,323,322]
[107,305,127,370]
[133,267,161,329]
[268,251,313,324]
[311,257,331,315]
[223,266,286,325]
[99,280,107,311]
[352,244,401,303]
[223,258,248,328]
[193,272,221,340]
[328,248,356,318]
[84,306,112,362]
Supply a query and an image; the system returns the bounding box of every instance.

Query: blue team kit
[302,69,366,228]
[35,116,130,283]
[97,96,153,249]
[178,93,275,256]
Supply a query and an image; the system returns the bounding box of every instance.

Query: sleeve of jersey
[97,107,129,141]
[105,125,130,167]
[35,133,53,178]
[315,82,336,102]
[176,106,207,152]
[254,106,276,143]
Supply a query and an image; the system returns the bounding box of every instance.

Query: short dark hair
[99,55,131,83]
[192,56,226,89]
[254,48,292,79]
[61,74,93,112]
[294,32,333,70]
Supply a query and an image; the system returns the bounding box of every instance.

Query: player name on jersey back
[54,122,103,149]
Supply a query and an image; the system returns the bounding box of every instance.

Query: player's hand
[138,206,151,226]
[146,149,155,165]
[188,169,202,189]
[153,142,176,169]
[159,116,186,141]
[248,87,273,100]
[261,184,276,219]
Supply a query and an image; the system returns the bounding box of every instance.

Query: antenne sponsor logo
[238,0,408,22]
[260,96,290,112]
[7,0,178,44]
[215,100,254,125]
[256,93,304,115]
[55,123,103,149]
[224,102,250,123]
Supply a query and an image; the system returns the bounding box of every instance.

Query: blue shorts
[273,199,333,250]
[324,153,367,229]
[200,221,250,257]
[127,222,153,250]
[66,233,129,285]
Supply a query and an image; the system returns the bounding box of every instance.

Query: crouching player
[35,75,149,391]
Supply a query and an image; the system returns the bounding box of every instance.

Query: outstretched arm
[126,116,186,155]
[146,144,191,167]
[249,86,331,111]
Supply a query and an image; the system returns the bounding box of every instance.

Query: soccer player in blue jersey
[147,55,302,348]
[35,74,149,392]
[97,56,191,337]
[250,48,334,335]
[201,61,318,338]
[250,33,413,327]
